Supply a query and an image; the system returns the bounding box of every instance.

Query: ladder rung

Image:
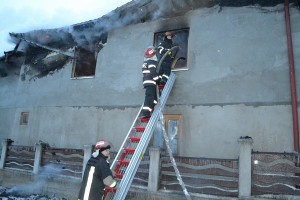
[134,126,145,132]
[105,187,117,193]
[118,159,130,165]
[140,117,150,123]
[158,84,165,90]
[129,137,141,142]
[123,148,135,154]
[115,173,123,179]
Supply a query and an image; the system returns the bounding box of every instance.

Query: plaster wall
[0,5,299,158]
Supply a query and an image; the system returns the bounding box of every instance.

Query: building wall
[0,5,299,158]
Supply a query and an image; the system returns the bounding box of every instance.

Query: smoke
[64,1,161,52]
[5,164,63,196]
[0,0,132,57]
[6,182,43,196]
[5,0,203,58]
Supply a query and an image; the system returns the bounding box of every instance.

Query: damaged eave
[3,40,23,62]
[6,0,296,60]
[7,0,216,54]
[9,32,75,58]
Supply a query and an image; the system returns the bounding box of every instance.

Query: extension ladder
[104,72,176,200]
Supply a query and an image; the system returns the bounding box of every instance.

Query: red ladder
[104,72,176,200]
[104,116,150,199]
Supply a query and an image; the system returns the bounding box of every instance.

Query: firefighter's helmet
[95,140,111,152]
[144,46,156,58]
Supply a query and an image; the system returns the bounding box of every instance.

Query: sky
[0,0,132,57]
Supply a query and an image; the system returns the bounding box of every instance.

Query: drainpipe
[284,0,300,152]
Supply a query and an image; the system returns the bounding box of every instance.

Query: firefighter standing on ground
[157,31,175,85]
[142,46,159,118]
[78,140,117,200]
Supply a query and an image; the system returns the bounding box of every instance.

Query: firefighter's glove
[168,51,174,58]
[104,175,117,188]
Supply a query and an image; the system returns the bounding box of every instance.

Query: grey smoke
[6,164,63,196]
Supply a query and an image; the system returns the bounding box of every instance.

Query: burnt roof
[9,0,296,55]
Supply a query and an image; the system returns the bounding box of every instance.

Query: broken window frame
[20,112,29,125]
[154,28,189,71]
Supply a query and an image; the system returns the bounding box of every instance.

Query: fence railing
[1,138,300,199]
[130,154,150,188]
[5,145,35,172]
[160,156,239,197]
[41,147,84,178]
[252,151,300,196]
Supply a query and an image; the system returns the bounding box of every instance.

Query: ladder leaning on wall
[103,71,175,200]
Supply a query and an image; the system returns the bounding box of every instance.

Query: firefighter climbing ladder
[104,72,175,200]
[104,72,191,200]
[104,46,191,200]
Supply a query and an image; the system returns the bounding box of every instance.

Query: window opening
[20,112,29,125]
[71,47,96,78]
[154,28,189,71]
[71,33,107,79]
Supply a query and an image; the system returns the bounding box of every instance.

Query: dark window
[20,112,29,125]
[71,33,107,79]
[71,47,96,78]
[154,28,189,71]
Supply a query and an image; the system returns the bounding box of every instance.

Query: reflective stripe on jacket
[142,59,159,87]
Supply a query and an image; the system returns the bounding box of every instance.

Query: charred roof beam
[10,33,74,58]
